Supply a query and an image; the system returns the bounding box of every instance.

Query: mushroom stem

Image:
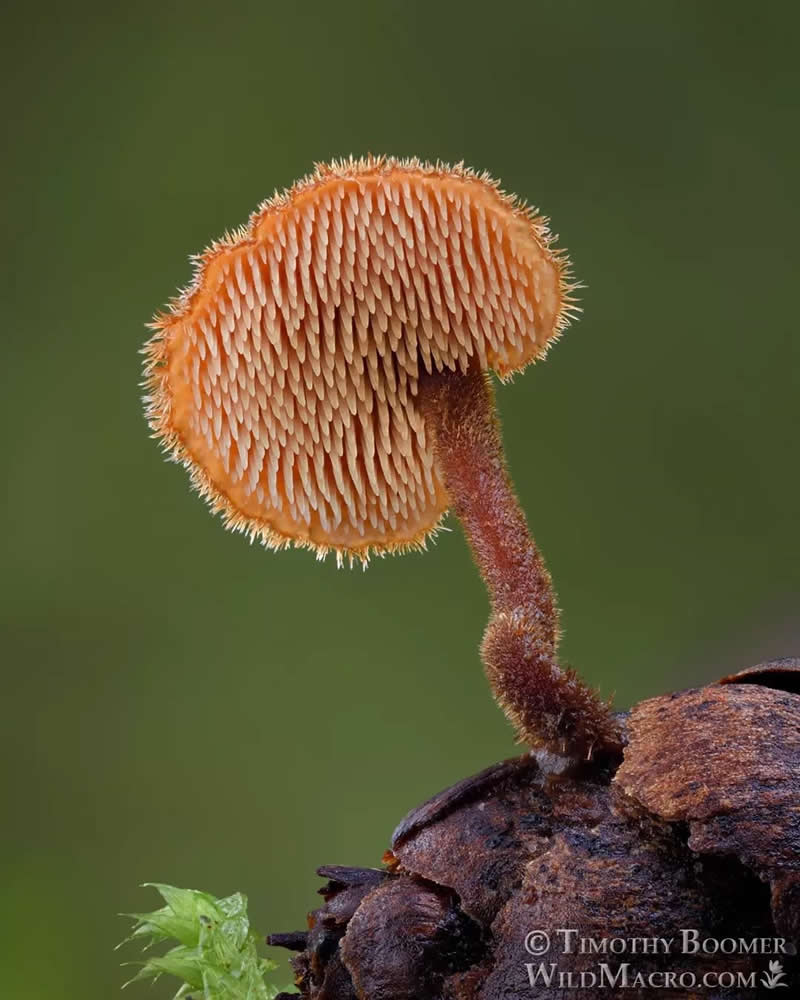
[417,367,623,760]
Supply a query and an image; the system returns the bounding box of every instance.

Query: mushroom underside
[146,158,571,560]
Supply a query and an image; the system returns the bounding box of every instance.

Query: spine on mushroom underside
[417,367,623,760]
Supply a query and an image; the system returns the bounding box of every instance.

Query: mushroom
[144,156,621,758]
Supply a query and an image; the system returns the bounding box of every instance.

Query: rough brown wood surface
[271,664,800,998]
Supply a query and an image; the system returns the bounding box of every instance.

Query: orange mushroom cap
[144,156,575,562]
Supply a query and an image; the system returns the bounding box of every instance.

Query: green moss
[121,884,295,999]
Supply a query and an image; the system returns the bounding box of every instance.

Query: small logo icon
[524,931,551,956]
[762,960,789,989]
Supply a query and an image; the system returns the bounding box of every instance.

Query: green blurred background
[2,1,798,996]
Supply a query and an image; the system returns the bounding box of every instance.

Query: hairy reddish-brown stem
[418,367,623,759]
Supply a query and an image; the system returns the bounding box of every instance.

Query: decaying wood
[271,663,800,998]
